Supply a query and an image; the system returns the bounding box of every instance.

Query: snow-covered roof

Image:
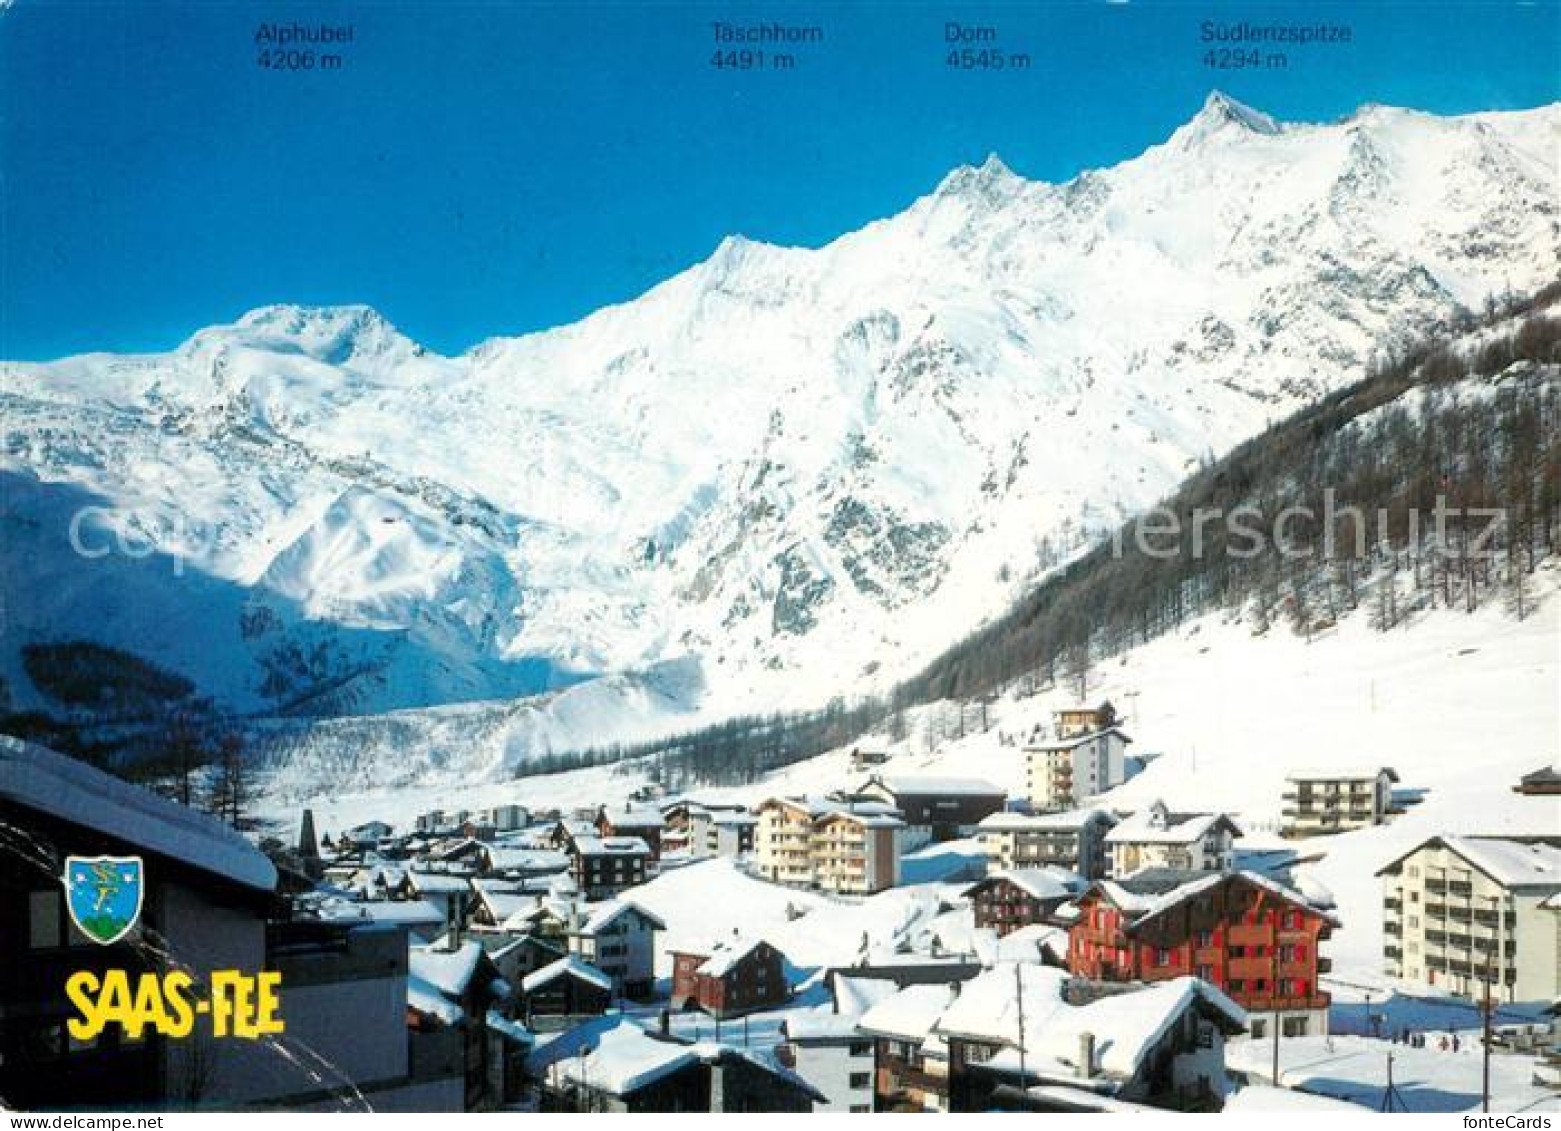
[579,898,666,934]
[1285,767,1398,783]
[411,940,487,999]
[407,973,464,1026]
[978,807,1117,832]
[968,868,1081,902]
[521,955,613,995]
[319,897,447,928]
[527,1016,818,1100]
[601,806,664,829]
[1091,870,1341,929]
[832,974,903,1017]
[571,835,651,857]
[0,736,277,893]
[859,983,961,1043]
[1376,835,1561,889]
[408,870,473,895]
[784,1009,865,1042]
[1104,802,1240,846]
[936,966,1246,1078]
[870,775,1006,798]
[482,846,569,873]
[693,936,771,978]
[712,812,758,827]
[486,1009,533,1046]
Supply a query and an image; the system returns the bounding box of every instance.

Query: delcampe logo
[64,855,145,945]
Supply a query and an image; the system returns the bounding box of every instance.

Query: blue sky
[2,1,1556,361]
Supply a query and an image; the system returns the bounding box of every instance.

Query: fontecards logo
[64,855,144,945]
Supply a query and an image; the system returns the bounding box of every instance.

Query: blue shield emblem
[64,856,144,945]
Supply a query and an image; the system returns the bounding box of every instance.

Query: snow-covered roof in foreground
[0,736,276,892]
[1104,803,1238,845]
[1095,870,1341,929]
[410,940,486,998]
[859,982,961,1042]
[936,966,1246,1078]
[970,868,1080,901]
[407,973,464,1025]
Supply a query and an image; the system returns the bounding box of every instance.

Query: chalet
[858,982,962,1111]
[1514,764,1561,796]
[408,941,516,1109]
[964,869,1083,936]
[1067,869,1337,1037]
[1105,800,1239,876]
[935,965,1245,1112]
[485,933,567,986]
[1054,701,1120,739]
[528,1015,822,1112]
[567,899,664,999]
[1026,728,1132,812]
[1282,767,1399,836]
[754,796,904,894]
[476,844,570,882]
[857,775,1006,847]
[595,805,664,859]
[566,835,651,899]
[1376,834,1561,1002]
[977,807,1117,879]
[519,956,614,1020]
[670,936,790,1018]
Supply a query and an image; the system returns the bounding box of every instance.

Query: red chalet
[1068,869,1337,1038]
[670,936,789,1019]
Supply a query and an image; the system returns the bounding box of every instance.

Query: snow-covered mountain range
[3,94,1557,773]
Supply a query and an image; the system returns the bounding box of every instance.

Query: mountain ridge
[3,95,1557,783]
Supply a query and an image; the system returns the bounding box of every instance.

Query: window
[850,1105,872,1113]
[849,1072,871,1088]
[1156,948,1171,966]
[1196,929,1214,947]
[848,1041,872,1057]
[1283,1017,1310,1037]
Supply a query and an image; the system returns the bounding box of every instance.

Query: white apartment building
[1026,726,1130,812]
[780,1014,875,1113]
[567,899,664,1000]
[1283,767,1398,837]
[975,807,1118,879]
[755,797,904,894]
[1105,800,1239,877]
[1377,835,1561,1003]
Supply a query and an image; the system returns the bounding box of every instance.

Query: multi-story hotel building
[755,797,903,894]
[1377,834,1561,1002]
[1282,767,1398,837]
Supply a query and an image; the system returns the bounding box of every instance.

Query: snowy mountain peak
[932,152,1027,201]
[187,303,424,371]
[1172,90,1285,147]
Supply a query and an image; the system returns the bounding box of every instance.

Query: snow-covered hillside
[266,567,1559,975]
[4,95,1557,772]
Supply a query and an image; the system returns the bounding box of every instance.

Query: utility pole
[1482,968,1493,1113]
[1015,963,1028,1085]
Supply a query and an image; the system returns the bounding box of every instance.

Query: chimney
[1077,1031,1096,1079]
[297,808,320,861]
[659,1008,671,1037]
[446,892,462,950]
